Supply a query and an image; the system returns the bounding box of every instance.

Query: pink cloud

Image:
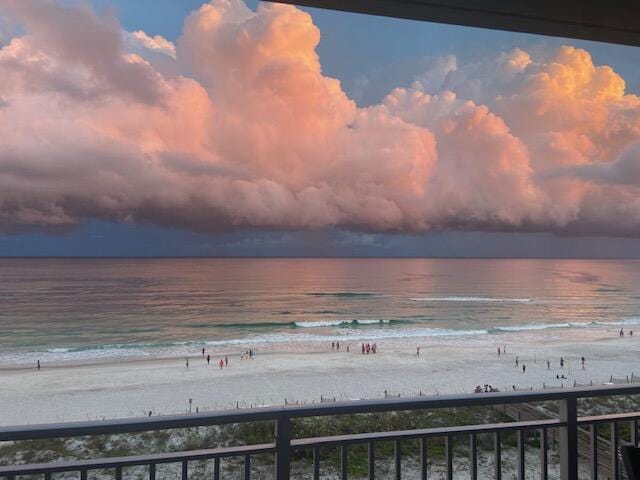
[0,0,639,236]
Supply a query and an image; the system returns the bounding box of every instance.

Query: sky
[0,0,640,257]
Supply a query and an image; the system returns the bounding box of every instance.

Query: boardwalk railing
[1,384,640,479]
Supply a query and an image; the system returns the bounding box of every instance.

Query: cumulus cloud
[126,31,176,59]
[0,0,639,236]
[555,143,640,186]
[0,0,165,103]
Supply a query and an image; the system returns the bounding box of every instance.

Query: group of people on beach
[474,384,499,393]
[240,349,254,360]
[330,341,377,354]
[620,328,633,337]
[487,345,595,393]
[362,342,377,354]
[502,348,588,374]
[193,348,231,370]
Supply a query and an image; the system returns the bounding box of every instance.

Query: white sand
[1,329,639,426]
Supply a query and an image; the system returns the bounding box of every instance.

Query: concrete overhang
[267,1,640,47]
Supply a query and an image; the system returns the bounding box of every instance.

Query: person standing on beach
[225,355,228,366]
[560,357,564,368]
[361,343,365,354]
[332,341,335,350]
[581,356,585,369]
[337,341,340,350]
[202,348,205,357]
[186,357,189,368]
[417,347,420,357]
[219,359,224,369]
[547,360,550,370]
[620,328,624,337]
[522,364,526,373]
[515,356,519,367]
[37,359,40,371]
[207,354,211,365]
[497,347,500,357]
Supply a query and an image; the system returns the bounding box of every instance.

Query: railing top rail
[2,384,639,442]
[291,418,562,448]
[578,411,640,425]
[0,443,275,476]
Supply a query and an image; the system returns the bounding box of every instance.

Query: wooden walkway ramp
[494,403,615,479]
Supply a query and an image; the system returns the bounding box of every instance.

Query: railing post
[420,438,428,480]
[611,422,620,480]
[314,446,321,480]
[559,395,578,480]
[368,442,376,480]
[213,457,220,480]
[341,445,348,480]
[540,428,548,480]
[517,430,525,480]
[494,431,501,480]
[470,433,477,480]
[445,435,453,480]
[275,414,291,480]
[394,440,401,480]
[590,424,598,480]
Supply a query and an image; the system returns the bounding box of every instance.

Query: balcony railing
[1,384,640,479]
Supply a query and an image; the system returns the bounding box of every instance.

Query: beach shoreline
[1,329,638,426]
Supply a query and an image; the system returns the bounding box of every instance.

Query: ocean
[1,258,639,365]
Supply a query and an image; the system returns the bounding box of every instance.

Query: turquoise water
[1,258,639,363]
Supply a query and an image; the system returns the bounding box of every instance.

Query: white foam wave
[0,346,151,365]
[6,318,638,365]
[357,319,391,325]
[491,322,592,332]
[294,319,392,328]
[412,296,532,303]
[607,318,640,326]
[205,327,489,347]
[295,320,346,328]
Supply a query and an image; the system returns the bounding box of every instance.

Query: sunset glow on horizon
[1,0,640,242]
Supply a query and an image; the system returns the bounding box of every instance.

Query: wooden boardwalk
[494,403,617,479]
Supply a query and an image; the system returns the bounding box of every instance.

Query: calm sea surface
[1,258,639,364]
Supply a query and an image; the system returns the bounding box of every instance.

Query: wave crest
[294,319,393,328]
[412,296,532,303]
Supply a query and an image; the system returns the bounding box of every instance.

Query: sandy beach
[1,328,638,426]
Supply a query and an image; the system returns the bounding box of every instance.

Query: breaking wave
[412,296,533,303]
[305,292,377,298]
[3,318,638,365]
[294,319,394,328]
[190,319,403,330]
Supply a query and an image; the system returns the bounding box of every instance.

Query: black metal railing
[1,384,640,479]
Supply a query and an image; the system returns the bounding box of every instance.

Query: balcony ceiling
[267,0,640,47]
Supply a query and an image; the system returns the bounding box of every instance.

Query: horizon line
[1,255,640,260]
